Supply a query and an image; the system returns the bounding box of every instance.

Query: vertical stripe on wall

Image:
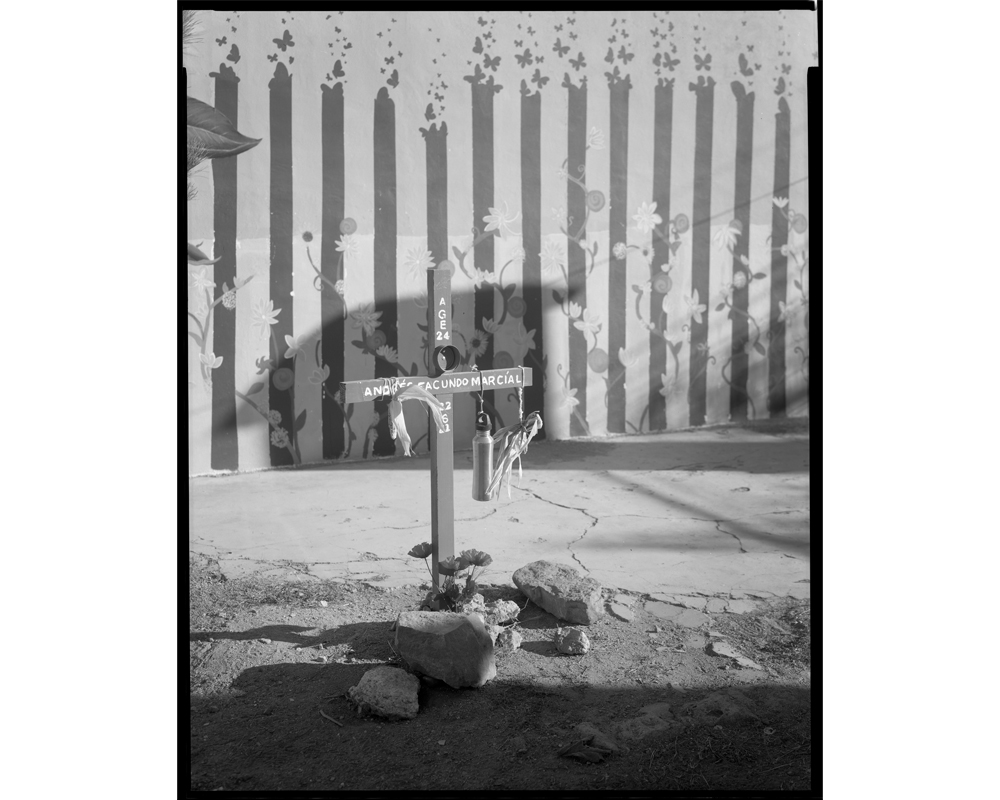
[321,82,346,460]
[768,96,791,418]
[424,122,449,266]
[687,76,715,428]
[607,76,631,434]
[729,81,755,421]
[373,87,398,456]
[268,63,295,467]
[210,64,240,471]
[520,87,545,435]
[648,79,673,432]
[471,83,495,409]
[566,79,588,436]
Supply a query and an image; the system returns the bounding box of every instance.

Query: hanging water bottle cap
[475,411,491,431]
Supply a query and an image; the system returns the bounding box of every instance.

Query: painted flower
[733,271,748,290]
[459,548,493,568]
[659,373,672,398]
[778,299,798,323]
[550,206,567,224]
[309,365,331,385]
[618,347,638,368]
[556,165,569,180]
[369,329,387,349]
[713,224,740,251]
[684,290,707,324]
[404,246,435,282]
[437,556,462,576]
[613,241,628,260]
[272,367,294,391]
[339,217,358,235]
[772,196,789,209]
[568,302,583,320]
[252,299,281,337]
[408,542,433,559]
[332,279,345,298]
[586,126,605,150]
[191,267,215,291]
[540,239,565,274]
[335,233,360,258]
[199,352,223,369]
[483,201,520,240]
[508,242,526,263]
[376,344,398,363]
[482,317,500,334]
[739,254,750,267]
[221,290,237,310]
[411,291,428,310]
[493,350,515,369]
[472,268,496,288]
[673,214,690,234]
[468,330,490,358]
[718,284,734,304]
[560,385,580,409]
[270,427,290,449]
[507,296,527,318]
[255,356,275,374]
[586,190,606,212]
[573,308,602,335]
[513,324,536,351]
[350,302,382,336]
[632,201,663,235]
[651,271,672,295]
[791,214,809,234]
[284,334,306,359]
[266,409,282,426]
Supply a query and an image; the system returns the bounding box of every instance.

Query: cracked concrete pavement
[189,420,810,606]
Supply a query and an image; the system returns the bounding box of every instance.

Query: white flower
[551,206,567,224]
[568,301,582,319]
[658,373,672,398]
[350,302,382,335]
[334,279,345,297]
[267,409,282,425]
[560,385,580,409]
[713,225,740,251]
[513,324,536,351]
[404,246,435,282]
[472,268,496,288]
[270,427,291,449]
[613,241,628,260]
[772,196,789,209]
[618,347,638,368]
[335,234,360,258]
[199,352,223,369]
[683,290,707,324]
[573,308,602,335]
[586,126,605,150]
[251,299,281,337]
[482,317,500,334]
[284,334,305,359]
[739,254,750,267]
[540,240,565,274]
[483,201,520,240]
[509,242,526,263]
[376,344,398,363]
[309,365,331,385]
[411,292,429,310]
[632,201,663,235]
[191,267,215,291]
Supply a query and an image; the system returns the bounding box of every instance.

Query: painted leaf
[716,303,726,312]
[553,289,564,304]
[295,409,307,432]
[247,381,265,396]
[351,340,366,349]
[188,241,220,265]
[753,272,767,280]
[452,245,465,261]
[669,241,683,254]
[794,280,802,290]
[753,342,766,356]
[187,96,262,159]
[188,331,204,347]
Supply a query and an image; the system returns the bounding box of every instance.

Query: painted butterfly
[527,26,535,36]
[774,76,786,94]
[605,47,614,64]
[569,31,578,40]
[553,37,569,57]
[738,53,753,76]
[555,24,563,31]
[618,46,634,64]
[289,56,294,64]
[385,56,394,65]
[747,45,754,52]
[227,44,240,63]
[273,30,294,51]
[664,53,680,70]
[268,53,278,62]
[215,36,227,46]
[695,53,712,70]
[570,52,586,71]
[536,55,545,64]
[515,39,523,48]
[516,49,533,67]
[473,36,484,54]
[387,69,399,88]
[484,53,501,71]
[531,68,549,88]
[782,63,791,74]
[333,60,345,78]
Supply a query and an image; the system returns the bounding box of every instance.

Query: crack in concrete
[713,521,747,554]
[520,488,598,574]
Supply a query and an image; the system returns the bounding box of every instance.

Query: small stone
[609,603,635,622]
[319,600,328,607]
[438,740,446,746]
[707,640,763,670]
[484,599,521,625]
[259,638,271,644]
[346,666,420,721]
[555,627,591,655]
[496,628,523,650]
[574,722,620,753]
[485,623,502,644]
[509,735,528,753]
[456,593,486,616]
[512,561,604,624]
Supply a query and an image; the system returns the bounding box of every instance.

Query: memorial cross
[339,266,533,590]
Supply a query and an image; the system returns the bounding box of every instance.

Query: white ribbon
[487,411,543,499]
[387,382,445,456]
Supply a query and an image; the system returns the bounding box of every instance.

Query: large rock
[512,561,604,624]
[394,611,496,689]
[346,666,420,721]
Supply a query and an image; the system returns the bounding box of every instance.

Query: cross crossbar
[339,265,533,590]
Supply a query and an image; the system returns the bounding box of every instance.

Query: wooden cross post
[339,265,533,592]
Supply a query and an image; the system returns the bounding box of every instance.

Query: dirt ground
[189,553,812,792]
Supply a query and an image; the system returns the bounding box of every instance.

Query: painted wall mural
[185,10,815,475]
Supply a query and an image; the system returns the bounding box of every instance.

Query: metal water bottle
[471,411,493,501]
